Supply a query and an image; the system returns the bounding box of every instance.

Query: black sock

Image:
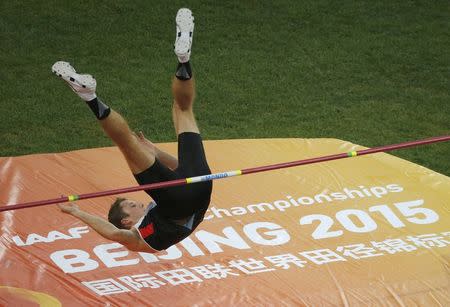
[86,97,111,120]
[175,61,192,80]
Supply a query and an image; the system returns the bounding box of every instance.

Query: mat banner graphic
[1,139,449,306]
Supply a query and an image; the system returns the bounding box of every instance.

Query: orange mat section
[1,138,449,306]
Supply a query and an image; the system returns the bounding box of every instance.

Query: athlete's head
[108,198,146,229]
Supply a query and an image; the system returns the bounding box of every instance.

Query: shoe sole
[52,61,95,89]
[175,8,194,55]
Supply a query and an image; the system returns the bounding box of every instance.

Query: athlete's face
[120,199,147,227]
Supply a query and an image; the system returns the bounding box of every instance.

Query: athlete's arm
[135,131,178,170]
[58,203,153,252]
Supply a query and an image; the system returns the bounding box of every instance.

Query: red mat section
[1,138,449,306]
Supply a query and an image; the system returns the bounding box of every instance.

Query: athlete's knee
[176,102,191,111]
[173,100,193,112]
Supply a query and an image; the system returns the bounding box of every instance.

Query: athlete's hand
[135,131,157,156]
[58,203,80,215]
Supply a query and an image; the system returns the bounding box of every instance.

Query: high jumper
[55,8,212,253]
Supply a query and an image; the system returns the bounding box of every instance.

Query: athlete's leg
[172,77,199,135]
[173,8,199,135]
[158,8,212,221]
[99,110,155,174]
[51,61,154,174]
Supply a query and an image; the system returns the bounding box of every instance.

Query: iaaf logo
[10,226,89,246]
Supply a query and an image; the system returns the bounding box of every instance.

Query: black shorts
[134,132,213,220]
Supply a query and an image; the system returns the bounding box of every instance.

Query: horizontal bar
[1,135,449,212]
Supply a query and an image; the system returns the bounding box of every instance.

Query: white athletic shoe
[174,8,194,63]
[51,61,97,101]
